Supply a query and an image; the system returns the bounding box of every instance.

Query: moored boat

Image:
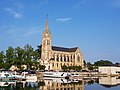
[0,80,16,87]
[26,74,37,81]
[43,71,71,78]
[0,72,15,79]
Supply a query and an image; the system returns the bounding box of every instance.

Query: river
[0,76,120,90]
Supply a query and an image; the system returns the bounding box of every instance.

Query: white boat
[43,77,71,83]
[12,72,26,80]
[0,80,15,87]
[0,72,15,79]
[13,73,25,80]
[43,71,71,78]
[0,82,9,87]
[26,74,37,81]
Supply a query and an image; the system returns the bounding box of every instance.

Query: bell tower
[41,17,52,61]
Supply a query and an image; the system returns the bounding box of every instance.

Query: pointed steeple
[42,15,51,38]
[45,15,48,31]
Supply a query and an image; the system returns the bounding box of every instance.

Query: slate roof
[52,46,78,52]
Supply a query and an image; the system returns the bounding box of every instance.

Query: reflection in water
[99,76,120,87]
[0,80,39,90]
[0,78,84,90]
[1,76,120,90]
[40,78,84,90]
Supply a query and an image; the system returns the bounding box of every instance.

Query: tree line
[61,65,82,71]
[84,60,120,70]
[0,44,45,70]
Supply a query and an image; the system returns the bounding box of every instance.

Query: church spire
[43,15,51,37]
[45,15,48,31]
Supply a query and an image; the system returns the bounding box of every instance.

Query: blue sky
[0,0,120,63]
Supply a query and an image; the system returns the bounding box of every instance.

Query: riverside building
[39,18,84,71]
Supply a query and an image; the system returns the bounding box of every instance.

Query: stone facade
[40,19,84,71]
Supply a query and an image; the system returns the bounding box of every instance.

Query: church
[40,18,84,71]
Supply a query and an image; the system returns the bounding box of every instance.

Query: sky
[0,0,120,63]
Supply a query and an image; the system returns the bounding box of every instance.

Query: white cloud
[14,13,23,18]
[56,17,71,22]
[4,8,23,18]
[3,2,24,19]
[4,8,12,12]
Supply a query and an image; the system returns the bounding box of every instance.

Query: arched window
[74,55,75,60]
[60,55,62,62]
[68,56,69,62]
[64,55,66,62]
[47,40,50,45]
[71,55,72,62]
[57,63,58,67]
[77,55,80,62]
[57,55,59,61]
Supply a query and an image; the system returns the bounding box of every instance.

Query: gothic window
[47,40,50,45]
[52,83,54,87]
[71,55,72,62]
[74,55,75,60]
[68,56,69,62]
[52,63,54,67]
[60,55,62,62]
[77,55,80,62]
[57,55,59,61]
[64,55,66,62]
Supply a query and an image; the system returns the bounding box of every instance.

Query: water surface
[0,76,120,90]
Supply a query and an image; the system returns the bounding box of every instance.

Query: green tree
[87,62,93,70]
[61,65,68,71]
[37,45,41,58]
[39,65,46,70]
[68,66,73,70]
[0,44,41,70]
[88,65,93,70]
[14,46,24,69]
[0,51,5,69]
[94,60,113,67]
[32,50,40,70]
[75,65,82,71]
[115,62,120,66]
[62,65,82,71]
[83,60,86,66]
[5,46,15,69]
[23,44,34,69]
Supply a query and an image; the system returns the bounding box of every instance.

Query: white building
[99,65,120,75]
[99,76,120,86]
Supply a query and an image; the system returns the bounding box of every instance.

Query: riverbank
[36,71,120,78]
